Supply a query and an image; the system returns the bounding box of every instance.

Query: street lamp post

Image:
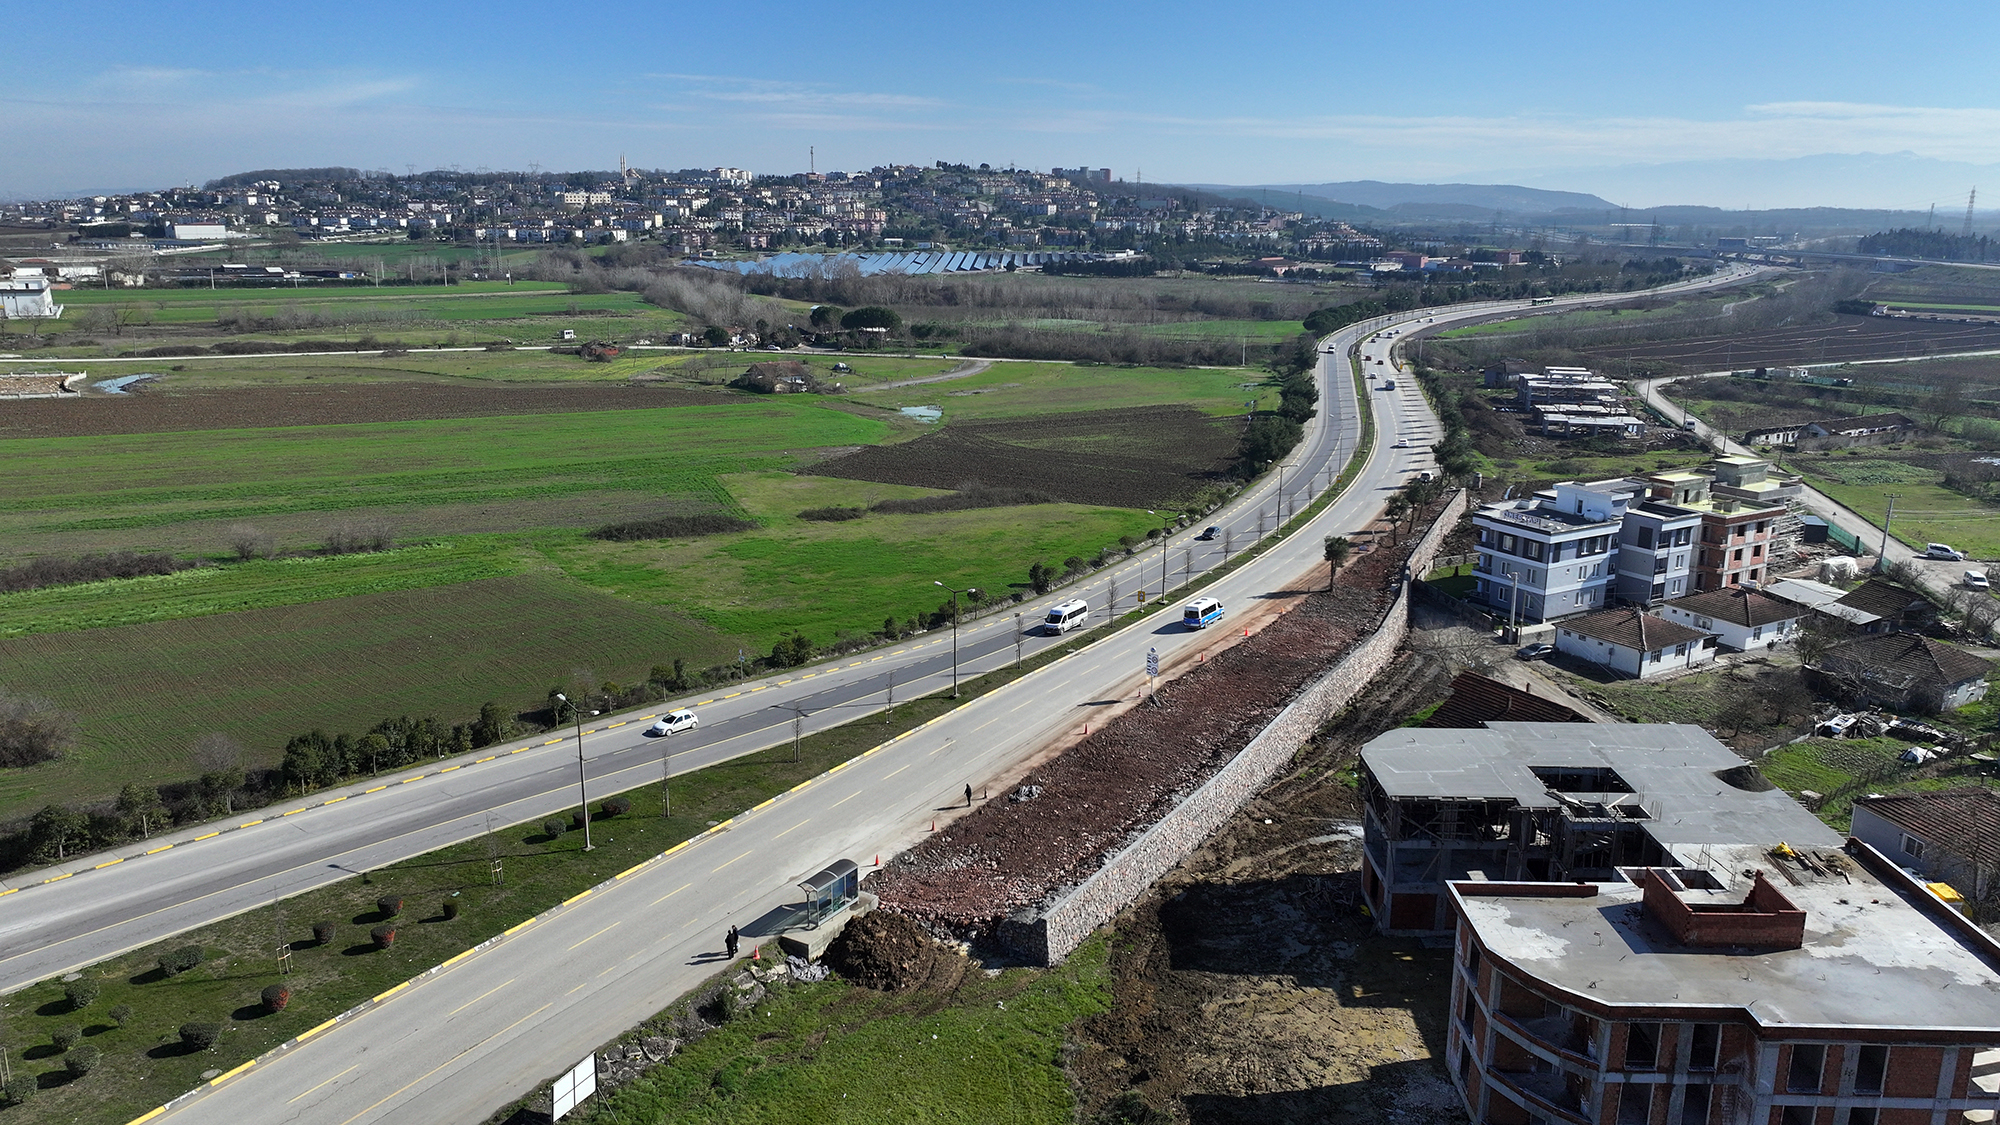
[933,580,973,698]
[1147,511,1180,598]
[554,693,593,851]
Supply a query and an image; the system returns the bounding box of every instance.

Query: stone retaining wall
[1006,491,1468,964]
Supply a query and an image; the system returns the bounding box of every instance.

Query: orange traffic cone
[752,944,760,961]
[930,818,936,831]
[874,854,880,866]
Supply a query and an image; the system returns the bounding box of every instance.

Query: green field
[0,572,741,813]
[849,360,1254,421]
[1434,296,1722,339]
[1759,736,2000,830]
[1784,458,2000,559]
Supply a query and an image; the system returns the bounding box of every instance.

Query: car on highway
[1393,439,1411,449]
[1182,597,1225,629]
[1967,570,1991,590]
[648,709,699,736]
[1196,526,1220,540]
[1926,543,1969,561]
[1516,643,1556,661]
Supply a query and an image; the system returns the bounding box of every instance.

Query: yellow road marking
[323,795,347,804]
[372,981,409,1003]
[651,882,691,906]
[475,756,496,763]
[94,858,122,869]
[712,848,752,872]
[401,776,424,784]
[239,819,263,828]
[363,785,387,793]
[447,978,515,1017]
[569,921,620,950]
[286,1064,357,1103]
[561,889,592,907]
[210,1059,255,1085]
[193,831,219,840]
[126,1109,166,1124]
[145,844,173,854]
[439,765,459,773]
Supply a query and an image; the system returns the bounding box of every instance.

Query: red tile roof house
[1554,607,1716,678]
[1813,632,1992,713]
[1850,788,2000,909]
[1654,587,1804,653]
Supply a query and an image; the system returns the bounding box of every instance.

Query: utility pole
[1879,494,1900,573]
[1013,612,1024,671]
[769,702,811,762]
[554,693,593,851]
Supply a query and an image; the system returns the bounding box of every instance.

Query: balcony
[1506,1012,1594,1060]
[1487,1067,1592,1125]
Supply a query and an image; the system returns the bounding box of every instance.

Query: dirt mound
[823,911,958,992]
[812,405,1237,509]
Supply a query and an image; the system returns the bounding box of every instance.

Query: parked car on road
[648,709,699,736]
[1967,570,1991,590]
[1927,543,1968,561]
[1516,643,1556,661]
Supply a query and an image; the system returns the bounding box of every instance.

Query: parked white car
[648,709,699,736]
[1967,570,1991,590]
[1926,543,1968,561]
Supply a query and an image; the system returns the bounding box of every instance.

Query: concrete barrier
[1003,490,1468,964]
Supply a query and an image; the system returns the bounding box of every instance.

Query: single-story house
[1835,579,1937,634]
[1745,412,1917,451]
[1813,632,1992,713]
[1554,607,1717,678]
[1655,587,1804,652]
[1850,788,2000,903]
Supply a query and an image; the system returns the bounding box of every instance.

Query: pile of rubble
[871,535,1413,937]
[823,910,965,992]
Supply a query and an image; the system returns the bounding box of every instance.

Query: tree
[471,701,514,746]
[1793,613,1847,665]
[1383,494,1412,542]
[840,306,902,332]
[0,690,76,767]
[27,804,89,862]
[115,782,170,839]
[194,732,245,814]
[809,305,842,329]
[1712,684,1762,738]
[1028,560,1055,595]
[701,325,730,347]
[1323,536,1352,589]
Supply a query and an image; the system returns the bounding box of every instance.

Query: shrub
[442,901,459,921]
[312,921,337,945]
[375,895,403,919]
[52,1024,81,1051]
[64,979,100,1011]
[179,1022,222,1051]
[541,818,566,839]
[602,795,632,817]
[107,1003,133,1027]
[1,1075,34,1105]
[798,506,865,521]
[261,984,291,1013]
[159,945,205,977]
[587,514,755,541]
[370,925,397,949]
[64,1045,101,1079]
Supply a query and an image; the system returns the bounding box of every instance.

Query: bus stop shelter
[798,859,859,929]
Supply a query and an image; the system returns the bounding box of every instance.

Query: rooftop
[1558,607,1713,653]
[1361,723,1838,849]
[1822,631,1993,688]
[1420,672,1589,729]
[1856,788,2000,876]
[1454,842,2000,1032]
[1666,587,1802,627]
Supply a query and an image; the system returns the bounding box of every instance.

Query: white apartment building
[1471,482,1625,624]
[1608,492,1703,606]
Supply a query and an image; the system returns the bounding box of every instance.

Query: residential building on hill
[1654,587,1804,653]
[1850,788,2000,905]
[1813,632,1992,713]
[1554,608,1717,677]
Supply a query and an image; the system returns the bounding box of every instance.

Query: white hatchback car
[648,709,699,736]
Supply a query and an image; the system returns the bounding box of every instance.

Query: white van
[1043,599,1089,634]
[1182,597,1224,629]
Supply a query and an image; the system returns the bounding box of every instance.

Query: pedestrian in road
[726,925,739,959]
[965,783,973,807]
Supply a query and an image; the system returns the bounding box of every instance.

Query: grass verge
[0,631,1117,1125]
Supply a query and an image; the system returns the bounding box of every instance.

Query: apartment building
[1471,482,1625,624]
[1635,460,1793,591]
[1447,842,2000,1125]
[1609,491,1703,606]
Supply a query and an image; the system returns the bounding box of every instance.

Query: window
[1636,527,1654,548]
[1854,1044,1887,1094]
[1669,578,1683,594]
[1752,544,1763,558]
[1901,834,1926,860]
[1781,1107,1814,1125]
[1499,534,1516,552]
[1756,520,1768,533]
[1752,625,1763,640]
[1624,1022,1660,1069]
[1460,986,1476,1032]
[1673,528,1693,546]
[1675,554,1687,568]
[1688,1024,1720,1071]
[1694,616,1712,629]
[1733,548,1744,562]
[1845,1110,1877,1125]
[1675,642,1688,657]
[1787,1044,1825,1093]
[1617,1084,1654,1125]
[1652,583,1667,599]
[1523,540,1546,561]
[1681,1085,1711,1125]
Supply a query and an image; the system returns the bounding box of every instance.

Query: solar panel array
[691,250,1120,276]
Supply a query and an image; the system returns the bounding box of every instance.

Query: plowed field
[1583,313,2000,369]
[810,405,1240,509]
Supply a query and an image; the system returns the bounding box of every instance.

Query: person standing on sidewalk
[725,925,739,959]
[965,783,973,807]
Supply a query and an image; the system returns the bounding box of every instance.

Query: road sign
[554,1053,597,1120]
[1146,648,1160,677]
[1136,589,1148,603]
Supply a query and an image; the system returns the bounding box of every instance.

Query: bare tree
[226,524,275,560]
[0,691,76,767]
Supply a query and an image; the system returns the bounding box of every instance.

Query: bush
[179,1022,222,1051]
[442,901,459,921]
[798,506,865,521]
[64,1045,101,1079]
[375,895,403,918]
[159,945,205,977]
[52,1024,81,1051]
[370,924,397,949]
[602,795,632,818]
[312,921,337,945]
[1,1075,34,1105]
[587,514,756,541]
[261,984,291,1013]
[64,979,99,1011]
[108,1003,133,1027]
[541,817,566,839]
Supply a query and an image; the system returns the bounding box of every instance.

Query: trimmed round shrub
[602,795,632,818]
[312,921,337,945]
[108,1003,133,1027]
[370,924,397,949]
[441,901,459,921]
[52,1024,82,1051]
[64,1045,101,1079]
[261,983,291,1013]
[541,818,566,839]
[65,979,100,1011]
[375,895,403,919]
[2,1074,36,1105]
[179,1022,222,1051]
[159,945,205,977]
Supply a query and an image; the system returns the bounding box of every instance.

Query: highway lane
[0,308,1378,993]
[142,271,1772,1123]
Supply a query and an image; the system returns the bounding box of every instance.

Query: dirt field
[1067,641,1461,1125]
[0,379,740,438]
[869,531,1410,938]
[1581,312,2000,369]
[810,405,1240,509]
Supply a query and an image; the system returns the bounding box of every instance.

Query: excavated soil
[1067,643,1465,1125]
[823,910,967,993]
[870,525,1418,938]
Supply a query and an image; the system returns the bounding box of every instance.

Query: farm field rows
[847,360,1254,421]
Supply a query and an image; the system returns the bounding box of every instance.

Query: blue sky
[7,0,2000,208]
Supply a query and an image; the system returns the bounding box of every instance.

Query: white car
[1925,543,1968,561]
[1393,439,1411,449]
[648,709,699,736]
[1966,570,1990,590]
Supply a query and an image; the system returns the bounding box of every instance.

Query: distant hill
[1184,180,1616,216]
